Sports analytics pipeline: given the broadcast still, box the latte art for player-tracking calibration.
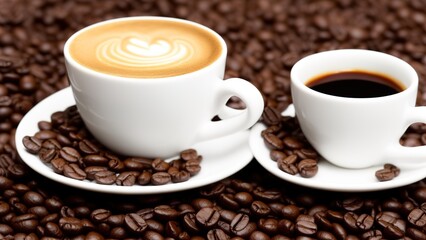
[68,18,222,78]
[97,37,193,68]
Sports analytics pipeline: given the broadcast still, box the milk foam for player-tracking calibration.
[96,37,193,68]
[68,19,222,78]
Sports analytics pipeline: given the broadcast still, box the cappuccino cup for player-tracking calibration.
[291,49,426,169]
[64,16,264,158]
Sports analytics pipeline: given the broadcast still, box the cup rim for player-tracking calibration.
[63,16,227,82]
[290,49,419,102]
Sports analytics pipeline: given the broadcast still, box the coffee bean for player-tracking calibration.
[38,148,58,162]
[93,170,116,185]
[180,149,199,161]
[124,213,147,233]
[115,171,138,186]
[251,200,271,217]
[78,139,99,154]
[277,155,298,175]
[262,107,282,126]
[152,158,169,172]
[22,191,44,206]
[408,208,426,227]
[63,163,86,180]
[51,157,67,173]
[22,136,42,154]
[296,215,317,235]
[184,159,201,176]
[83,155,109,166]
[151,172,171,185]
[59,147,81,163]
[171,170,190,183]
[196,207,220,228]
[183,212,200,232]
[12,213,38,232]
[91,209,111,223]
[154,205,180,220]
[297,159,318,178]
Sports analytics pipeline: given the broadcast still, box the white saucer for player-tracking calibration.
[16,87,253,195]
[250,105,426,192]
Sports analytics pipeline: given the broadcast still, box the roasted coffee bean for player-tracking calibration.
[277,155,298,175]
[115,171,138,186]
[108,158,125,172]
[93,170,116,185]
[34,130,57,140]
[45,222,63,238]
[51,157,67,173]
[196,207,220,228]
[124,157,152,171]
[22,136,42,153]
[262,107,282,126]
[154,205,180,220]
[180,149,199,161]
[151,172,171,185]
[408,208,426,227]
[12,213,38,232]
[270,150,287,162]
[152,158,169,172]
[124,213,147,233]
[251,200,271,217]
[63,163,86,180]
[192,198,214,210]
[78,139,99,154]
[58,217,83,234]
[184,159,201,176]
[171,170,190,183]
[83,155,109,166]
[258,218,278,235]
[297,159,318,178]
[84,166,108,180]
[296,215,317,235]
[38,148,57,162]
[262,132,284,149]
[59,147,81,163]
[207,228,230,240]
[166,220,182,238]
[42,138,62,150]
[22,191,44,206]
[219,193,239,210]
[137,170,152,185]
[143,230,164,240]
[183,212,200,232]
[91,209,111,223]
[234,192,254,206]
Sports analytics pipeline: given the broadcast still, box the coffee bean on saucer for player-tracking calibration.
[375,164,400,181]
[22,136,42,154]
[297,159,318,178]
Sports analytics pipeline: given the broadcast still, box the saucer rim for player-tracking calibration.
[250,121,426,192]
[15,87,253,195]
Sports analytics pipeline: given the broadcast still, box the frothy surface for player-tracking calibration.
[69,19,222,78]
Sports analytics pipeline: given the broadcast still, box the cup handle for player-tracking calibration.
[385,106,426,168]
[196,78,264,142]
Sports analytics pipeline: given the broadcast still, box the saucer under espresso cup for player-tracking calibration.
[64,16,264,159]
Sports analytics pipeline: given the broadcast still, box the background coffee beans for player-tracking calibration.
[1,0,426,239]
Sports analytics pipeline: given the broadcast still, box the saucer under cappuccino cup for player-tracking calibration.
[64,16,264,158]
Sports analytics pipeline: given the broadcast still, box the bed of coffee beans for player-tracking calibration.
[1,0,426,239]
[22,106,202,186]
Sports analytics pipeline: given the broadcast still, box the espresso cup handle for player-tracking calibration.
[385,106,426,168]
[196,78,264,142]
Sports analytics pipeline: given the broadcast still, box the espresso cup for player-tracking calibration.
[64,16,264,158]
[291,49,426,169]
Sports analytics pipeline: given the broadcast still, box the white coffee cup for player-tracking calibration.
[291,49,426,169]
[64,16,264,158]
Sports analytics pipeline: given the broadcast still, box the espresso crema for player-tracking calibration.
[68,18,222,78]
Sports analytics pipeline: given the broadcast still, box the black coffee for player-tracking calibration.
[306,70,405,98]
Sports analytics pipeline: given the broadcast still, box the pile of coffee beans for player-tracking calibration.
[22,106,202,186]
[1,0,426,239]
[261,107,319,178]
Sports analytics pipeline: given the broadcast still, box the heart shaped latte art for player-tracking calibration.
[96,36,194,68]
